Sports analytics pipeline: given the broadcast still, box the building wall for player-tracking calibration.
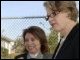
[1,40,14,54]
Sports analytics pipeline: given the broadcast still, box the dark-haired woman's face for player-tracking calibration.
[24,33,41,54]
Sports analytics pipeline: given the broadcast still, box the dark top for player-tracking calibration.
[52,24,79,59]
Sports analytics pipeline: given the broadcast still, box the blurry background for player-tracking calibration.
[1,1,79,59]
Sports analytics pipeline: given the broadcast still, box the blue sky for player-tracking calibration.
[1,1,51,40]
[1,1,47,17]
[1,1,79,40]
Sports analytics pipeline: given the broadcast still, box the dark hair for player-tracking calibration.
[22,26,49,54]
[44,1,78,22]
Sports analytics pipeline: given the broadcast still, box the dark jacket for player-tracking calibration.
[15,53,52,59]
[52,24,79,59]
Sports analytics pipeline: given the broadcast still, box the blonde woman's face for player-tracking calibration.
[24,33,41,54]
[46,8,70,32]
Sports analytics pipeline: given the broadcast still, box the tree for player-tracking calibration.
[13,36,24,55]
[1,35,9,59]
[47,29,58,54]
[1,47,8,59]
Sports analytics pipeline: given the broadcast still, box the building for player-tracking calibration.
[1,35,15,54]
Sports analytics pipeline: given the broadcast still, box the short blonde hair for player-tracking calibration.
[44,1,78,22]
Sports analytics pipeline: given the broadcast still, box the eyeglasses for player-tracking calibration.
[45,11,60,21]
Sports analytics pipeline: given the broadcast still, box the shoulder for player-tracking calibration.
[15,53,27,59]
[71,24,79,43]
[71,23,79,36]
[67,23,79,41]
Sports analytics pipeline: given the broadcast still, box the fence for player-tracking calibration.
[1,16,60,59]
[1,16,60,40]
